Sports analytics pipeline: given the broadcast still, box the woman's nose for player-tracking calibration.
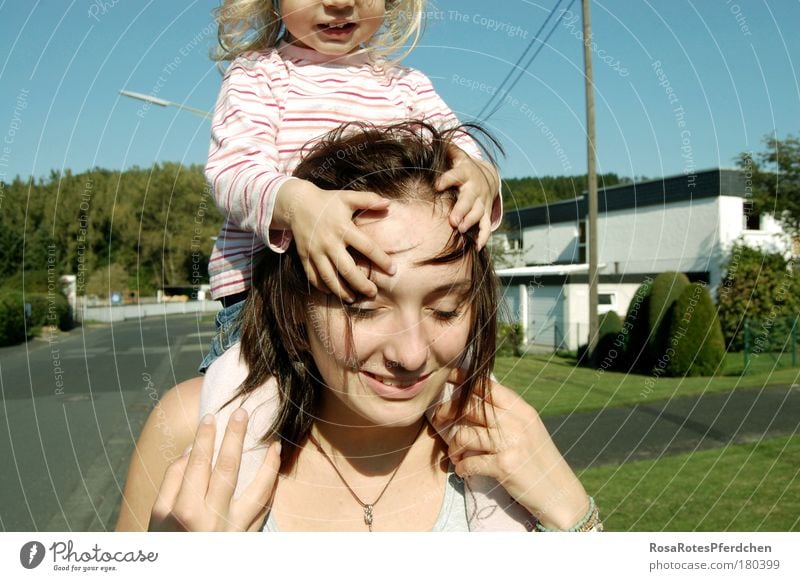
[382,319,429,372]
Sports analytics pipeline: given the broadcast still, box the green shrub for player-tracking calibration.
[717,244,800,351]
[26,294,51,328]
[0,292,27,346]
[496,322,523,357]
[663,283,726,377]
[592,310,623,369]
[649,271,690,356]
[621,280,653,371]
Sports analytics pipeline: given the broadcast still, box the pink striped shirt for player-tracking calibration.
[206,42,500,299]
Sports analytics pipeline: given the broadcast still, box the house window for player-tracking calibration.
[578,220,587,263]
[743,200,761,230]
[599,293,615,306]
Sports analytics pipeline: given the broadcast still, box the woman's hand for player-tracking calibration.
[436,144,500,250]
[432,372,591,530]
[148,409,281,532]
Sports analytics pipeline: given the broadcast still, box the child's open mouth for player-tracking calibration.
[318,22,357,37]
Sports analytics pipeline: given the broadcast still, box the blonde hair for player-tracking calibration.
[212,0,426,63]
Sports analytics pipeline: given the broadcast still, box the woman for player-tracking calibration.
[116,121,599,532]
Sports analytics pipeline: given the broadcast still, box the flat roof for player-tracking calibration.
[504,167,747,230]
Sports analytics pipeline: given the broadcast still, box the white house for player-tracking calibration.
[495,168,795,351]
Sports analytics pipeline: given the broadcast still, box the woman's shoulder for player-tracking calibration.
[200,344,280,432]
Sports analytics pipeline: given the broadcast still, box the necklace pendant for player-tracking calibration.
[364,504,374,530]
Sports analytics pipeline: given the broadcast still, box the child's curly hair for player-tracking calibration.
[213,0,426,63]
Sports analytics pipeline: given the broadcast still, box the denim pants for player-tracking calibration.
[198,299,245,373]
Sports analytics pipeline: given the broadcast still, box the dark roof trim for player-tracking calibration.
[499,271,710,286]
[504,168,746,230]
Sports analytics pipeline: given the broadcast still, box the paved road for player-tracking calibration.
[0,315,214,532]
[1,315,798,531]
[544,383,800,470]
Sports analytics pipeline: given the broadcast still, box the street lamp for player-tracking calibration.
[119,89,212,120]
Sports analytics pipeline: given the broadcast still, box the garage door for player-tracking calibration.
[527,285,565,348]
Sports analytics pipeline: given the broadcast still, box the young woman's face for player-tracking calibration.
[280,0,386,55]
[307,200,474,428]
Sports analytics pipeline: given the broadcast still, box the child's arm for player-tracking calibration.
[410,71,503,249]
[206,56,393,300]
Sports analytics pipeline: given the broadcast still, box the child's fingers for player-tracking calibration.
[333,248,378,298]
[344,191,391,212]
[437,166,467,193]
[458,198,485,233]
[476,213,491,250]
[206,408,249,518]
[302,256,332,296]
[316,255,356,303]
[449,189,477,228]
[345,227,396,277]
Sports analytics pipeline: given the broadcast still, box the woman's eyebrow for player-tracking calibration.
[426,280,473,296]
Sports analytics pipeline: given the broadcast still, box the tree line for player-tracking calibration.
[0,163,222,296]
[1,164,617,297]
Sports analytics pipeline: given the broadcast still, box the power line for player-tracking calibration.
[477,0,577,122]
[475,0,567,121]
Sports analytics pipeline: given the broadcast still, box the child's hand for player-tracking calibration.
[275,180,396,302]
[436,144,500,250]
[432,371,591,531]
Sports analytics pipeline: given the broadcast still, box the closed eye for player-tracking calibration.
[343,305,378,319]
[431,309,461,323]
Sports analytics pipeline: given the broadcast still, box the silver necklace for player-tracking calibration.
[307,422,425,532]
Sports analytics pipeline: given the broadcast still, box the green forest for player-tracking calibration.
[0,163,221,297]
[0,164,623,297]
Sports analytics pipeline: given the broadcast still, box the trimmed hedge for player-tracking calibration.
[621,280,653,371]
[0,292,26,346]
[648,271,690,357]
[663,283,726,376]
[592,310,623,369]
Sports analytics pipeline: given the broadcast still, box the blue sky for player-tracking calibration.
[1,0,798,183]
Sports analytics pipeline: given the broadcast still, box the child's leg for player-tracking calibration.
[198,296,246,373]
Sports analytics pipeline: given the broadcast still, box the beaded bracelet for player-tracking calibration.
[535,496,603,532]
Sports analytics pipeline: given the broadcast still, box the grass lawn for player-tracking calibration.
[493,351,800,417]
[577,434,800,531]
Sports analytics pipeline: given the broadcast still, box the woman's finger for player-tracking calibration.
[177,414,217,508]
[236,440,283,531]
[149,454,190,527]
[205,408,249,519]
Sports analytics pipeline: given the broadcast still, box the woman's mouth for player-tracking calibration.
[360,371,432,399]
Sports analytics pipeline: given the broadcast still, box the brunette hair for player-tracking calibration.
[212,0,426,63]
[236,120,502,458]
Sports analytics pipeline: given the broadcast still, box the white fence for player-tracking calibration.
[79,300,222,323]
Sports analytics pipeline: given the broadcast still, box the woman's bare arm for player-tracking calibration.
[115,377,203,531]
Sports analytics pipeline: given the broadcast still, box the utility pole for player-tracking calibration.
[582,0,599,357]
